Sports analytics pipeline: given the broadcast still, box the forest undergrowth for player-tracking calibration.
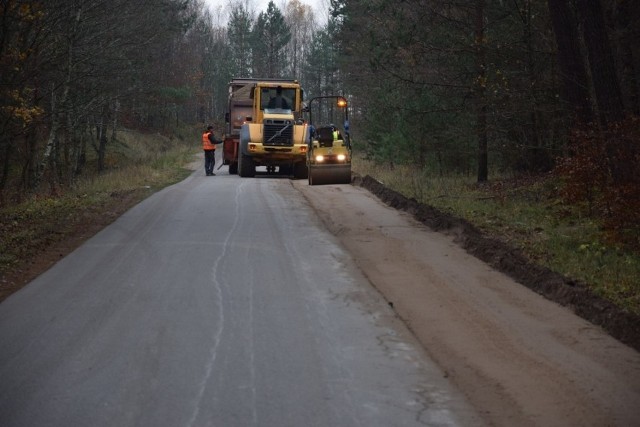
[353,157,640,316]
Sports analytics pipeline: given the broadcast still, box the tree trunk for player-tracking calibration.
[111,98,119,145]
[36,3,82,187]
[0,135,10,204]
[37,84,64,187]
[576,0,625,125]
[612,0,640,115]
[74,127,86,177]
[546,0,594,124]
[524,0,547,171]
[476,0,488,183]
[96,104,109,172]
[617,41,639,115]
[23,127,38,192]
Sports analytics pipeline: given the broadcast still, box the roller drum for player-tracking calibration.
[308,165,352,185]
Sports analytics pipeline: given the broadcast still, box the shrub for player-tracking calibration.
[555,117,640,251]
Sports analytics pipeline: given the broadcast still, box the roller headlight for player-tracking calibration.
[315,155,324,162]
[337,154,346,161]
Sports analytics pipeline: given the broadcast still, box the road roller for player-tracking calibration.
[305,96,352,185]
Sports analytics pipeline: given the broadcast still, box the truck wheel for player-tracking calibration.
[238,152,255,177]
[229,162,238,175]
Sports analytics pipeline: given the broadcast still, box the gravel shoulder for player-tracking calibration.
[294,178,640,427]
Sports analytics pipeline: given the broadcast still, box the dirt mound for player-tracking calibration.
[355,174,640,352]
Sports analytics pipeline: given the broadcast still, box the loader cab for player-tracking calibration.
[252,83,302,124]
[260,86,298,112]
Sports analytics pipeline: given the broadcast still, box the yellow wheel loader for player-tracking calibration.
[306,96,352,185]
[223,78,309,179]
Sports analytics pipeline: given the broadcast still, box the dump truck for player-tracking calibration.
[305,95,352,185]
[223,78,308,178]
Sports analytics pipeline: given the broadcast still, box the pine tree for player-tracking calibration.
[228,3,254,77]
[252,1,291,78]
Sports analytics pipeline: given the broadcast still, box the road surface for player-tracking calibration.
[0,165,482,426]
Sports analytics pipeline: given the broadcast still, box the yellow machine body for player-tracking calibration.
[307,127,352,185]
[229,78,309,178]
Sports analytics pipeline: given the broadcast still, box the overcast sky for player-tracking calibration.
[202,0,330,23]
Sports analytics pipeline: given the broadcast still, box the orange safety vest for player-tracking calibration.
[202,131,216,151]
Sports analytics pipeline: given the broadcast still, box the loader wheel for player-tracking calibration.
[292,161,308,180]
[279,164,292,175]
[238,152,255,177]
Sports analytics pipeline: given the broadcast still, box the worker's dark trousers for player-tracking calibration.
[204,150,215,175]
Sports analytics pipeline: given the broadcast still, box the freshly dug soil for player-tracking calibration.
[296,176,640,426]
[355,174,640,353]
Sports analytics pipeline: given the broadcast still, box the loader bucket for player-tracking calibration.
[308,164,352,185]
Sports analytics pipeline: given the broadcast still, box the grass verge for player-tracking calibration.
[0,128,198,301]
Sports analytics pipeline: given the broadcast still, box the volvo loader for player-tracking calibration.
[223,78,308,178]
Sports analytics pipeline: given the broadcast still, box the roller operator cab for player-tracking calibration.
[225,78,309,179]
[306,96,352,185]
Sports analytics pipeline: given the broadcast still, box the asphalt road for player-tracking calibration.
[0,166,482,426]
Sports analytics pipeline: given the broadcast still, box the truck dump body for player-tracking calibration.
[223,82,256,174]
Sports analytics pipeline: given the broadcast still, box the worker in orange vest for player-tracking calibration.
[202,125,222,176]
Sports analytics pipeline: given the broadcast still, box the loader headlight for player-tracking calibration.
[337,154,346,161]
[315,155,325,162]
